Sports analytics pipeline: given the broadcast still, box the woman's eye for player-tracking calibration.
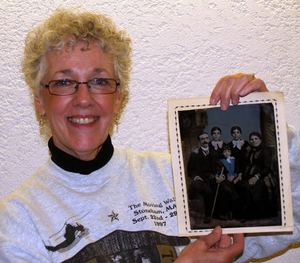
[93,79,108,85]
[54,80,72,86]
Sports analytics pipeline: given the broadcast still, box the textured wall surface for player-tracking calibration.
[0,0,299,262]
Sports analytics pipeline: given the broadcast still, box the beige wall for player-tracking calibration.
[0,0,299,261]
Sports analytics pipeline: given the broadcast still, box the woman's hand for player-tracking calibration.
[176,226,244,263]
[248,176,259,185]
[227,176,235,182]
[210,73,268,111]
[233,174,242,184]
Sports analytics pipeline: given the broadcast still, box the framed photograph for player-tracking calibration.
[168,92,293,235]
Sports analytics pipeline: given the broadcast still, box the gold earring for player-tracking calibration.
[38,119,44,127]
[37,111,45,127]
[115,114,120,132]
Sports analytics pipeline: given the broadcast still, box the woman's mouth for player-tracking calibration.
[68,117,98,124]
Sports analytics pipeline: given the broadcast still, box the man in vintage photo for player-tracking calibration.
[187,132,219,223]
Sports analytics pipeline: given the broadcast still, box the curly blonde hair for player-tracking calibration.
[22,8,132,109]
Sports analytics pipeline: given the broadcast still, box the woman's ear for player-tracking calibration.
[34,95,46,116]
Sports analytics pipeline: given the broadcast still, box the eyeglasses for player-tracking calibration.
[42,78,120,96]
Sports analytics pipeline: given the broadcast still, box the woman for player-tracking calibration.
[228,126,250,173]
[1,7,296,263]
[242,132,277,219]
[209,126,224,158]
[0,8,244,263]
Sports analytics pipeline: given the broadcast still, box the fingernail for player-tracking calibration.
[221,103,226,110]
[213,226,222,233]
[210,98,216,105]
[239,90,246,96]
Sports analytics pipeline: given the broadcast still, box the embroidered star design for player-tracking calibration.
[108,211,119,222]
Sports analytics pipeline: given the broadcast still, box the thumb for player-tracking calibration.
[201,226,222,248]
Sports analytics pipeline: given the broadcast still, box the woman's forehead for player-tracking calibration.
[47,42,111,62]
[45,42,115,78]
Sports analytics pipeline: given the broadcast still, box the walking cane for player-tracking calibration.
[210,167,224,221]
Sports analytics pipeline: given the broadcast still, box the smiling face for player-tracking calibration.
[35,41,122,160]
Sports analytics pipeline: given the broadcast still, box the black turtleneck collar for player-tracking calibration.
[48,135,114,175]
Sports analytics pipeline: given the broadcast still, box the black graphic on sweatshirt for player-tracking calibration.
[45,212,89,253]
[45,223,87,252]
[62,230,190,263]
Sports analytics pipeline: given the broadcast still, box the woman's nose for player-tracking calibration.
[72,83,95,107]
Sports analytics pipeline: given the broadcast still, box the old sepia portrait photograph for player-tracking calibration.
[168,92,293,236]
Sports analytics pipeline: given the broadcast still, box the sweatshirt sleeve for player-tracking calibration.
[0,196,52,262]
[234,125,300,262]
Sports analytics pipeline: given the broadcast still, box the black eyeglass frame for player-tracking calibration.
[42,78,120,96]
